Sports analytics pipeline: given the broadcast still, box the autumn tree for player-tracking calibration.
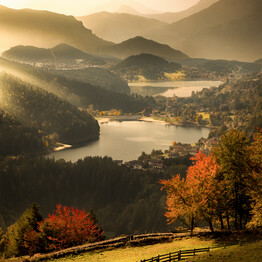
[161,152,221,234]
[39,204,103,251]
[186,152,221,232]
[161,174,198,236]
[212,129,252,229]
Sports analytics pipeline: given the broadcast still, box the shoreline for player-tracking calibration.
[138,117,170,125]
[53,143,72,152]
[96,115,216,129]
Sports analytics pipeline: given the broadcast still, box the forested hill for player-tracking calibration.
[112,53,182,81]
[0,73,99,145]
[0,58,155,112]
[100,36,189,60]
[2,44,105,65]
[52,67,130,95]
[0,110,46,156]
[0,156,174,236]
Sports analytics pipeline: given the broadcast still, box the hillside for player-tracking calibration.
[146,0,262,61]
[0,72,99,144]
[145,0,219,23]
[99,36,189,60]
[0,58,154,112]
[0,109,46,156]
[2,44,106,66]
[53,67,130,94]
[255,59,262,65]
[112,53,181,81]
[77,12,166,43]
[0,5,112,54]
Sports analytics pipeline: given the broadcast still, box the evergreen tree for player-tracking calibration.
[4,204,42,257]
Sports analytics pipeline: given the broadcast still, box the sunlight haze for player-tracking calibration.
[0,0,199,15]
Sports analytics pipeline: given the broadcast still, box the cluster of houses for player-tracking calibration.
[114,137,219,173]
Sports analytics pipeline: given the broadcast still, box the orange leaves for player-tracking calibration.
[160,151,221,230]
[42,204,103,250]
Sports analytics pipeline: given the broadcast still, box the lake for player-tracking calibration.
[129,80,223,97]
[48,121,211,162]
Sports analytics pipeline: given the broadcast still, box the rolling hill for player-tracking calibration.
[99,36,189,60]
[0,5,112,54]
[77,12,167,43]
[2,44,106,66]
[146,0,262,61]
[111,53,182,81]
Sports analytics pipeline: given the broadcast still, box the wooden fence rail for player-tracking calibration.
[140,247,210,262]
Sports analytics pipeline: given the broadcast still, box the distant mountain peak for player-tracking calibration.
[116,4,140,15]
[90,0,158,15]
[100,36,189,60]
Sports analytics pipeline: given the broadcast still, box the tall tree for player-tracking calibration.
[247,129,262,228]
[160,174,198,236]
[212,129,251,229]
[161,152,221,234]
[186,152,221,232]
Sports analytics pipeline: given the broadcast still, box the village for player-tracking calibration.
[114,136,219,173]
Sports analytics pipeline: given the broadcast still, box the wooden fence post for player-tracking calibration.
[157,254,160,262]
[194,248,195,256]
[169,252,171,261]
[178,250,181,260]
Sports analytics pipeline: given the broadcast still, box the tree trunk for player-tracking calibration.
[190,216,194,237]
[208,220,214,233]
[226,210,230,230]
[219,213,224,230]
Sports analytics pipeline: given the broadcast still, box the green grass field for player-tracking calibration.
[189,240,262,262]
[45,238,217,262]
[44,233,262,262]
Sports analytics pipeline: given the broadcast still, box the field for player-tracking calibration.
[189,240,262,262]
[45,237,215,262]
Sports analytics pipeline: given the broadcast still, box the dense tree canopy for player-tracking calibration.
[161,129,262,233]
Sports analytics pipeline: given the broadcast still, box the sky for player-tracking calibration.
[0,0,199,16]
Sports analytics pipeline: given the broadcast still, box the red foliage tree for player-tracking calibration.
[161,151,221,234]
[40,204,103,250]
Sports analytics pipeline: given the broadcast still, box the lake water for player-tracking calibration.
[48,121,210,162]
[129,80,223,97]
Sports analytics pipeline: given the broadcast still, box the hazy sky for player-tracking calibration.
[0,0,199,16]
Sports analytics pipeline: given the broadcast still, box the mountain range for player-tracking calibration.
[0,5,111,54]
[1,0,261,63]
[146,0,262,61]
[77,12,167,43]
[144,0,219,23]
[77,0,217,43]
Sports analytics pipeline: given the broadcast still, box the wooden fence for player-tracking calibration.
[139,247,211,262]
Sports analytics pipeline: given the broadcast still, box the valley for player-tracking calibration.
[0,0,262,260]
